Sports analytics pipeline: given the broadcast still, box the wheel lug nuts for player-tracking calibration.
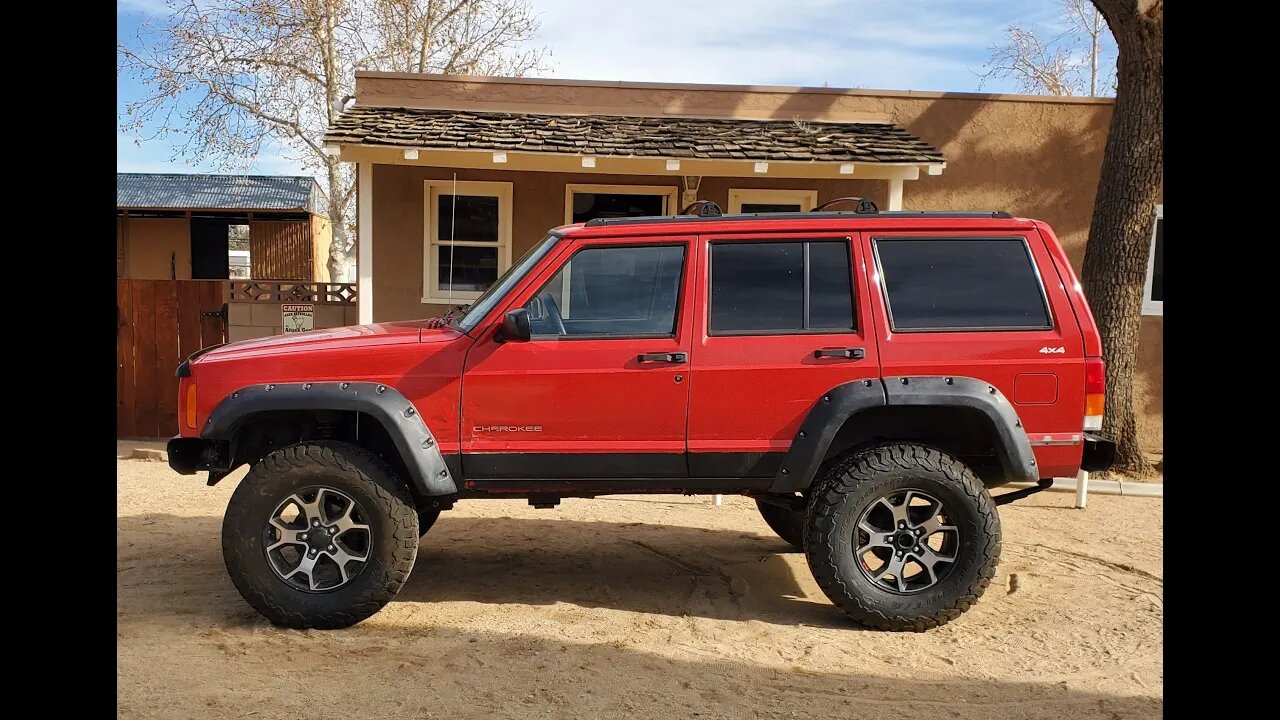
[300,533,308,540]
[915,546,923,553]
[327,545,335,551]
[914,529,923,535]
[312,520,319,526]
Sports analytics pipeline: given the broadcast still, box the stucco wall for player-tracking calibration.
[227,301,357,342]
[123,217,191,280]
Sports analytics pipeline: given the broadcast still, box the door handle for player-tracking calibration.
[637,352,688,363]
[813,347,866,359]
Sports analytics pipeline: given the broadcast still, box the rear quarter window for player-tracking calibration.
[874,237,1051,331]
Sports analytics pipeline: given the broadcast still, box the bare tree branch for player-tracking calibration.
[976,0,1117,97]
[118,0,549,278]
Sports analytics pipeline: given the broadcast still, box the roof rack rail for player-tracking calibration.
[680,200,723,217]
[812,196,878,213]
[583,209,1014,227]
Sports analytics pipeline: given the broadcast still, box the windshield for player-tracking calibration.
[453,233,562,333]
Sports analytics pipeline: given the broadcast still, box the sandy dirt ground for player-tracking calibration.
[117,448,1162,719]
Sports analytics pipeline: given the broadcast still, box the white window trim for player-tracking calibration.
[1142,204,1163,316]
[563,184,679,224]
[422,180,513,304]
[727,188,819,213]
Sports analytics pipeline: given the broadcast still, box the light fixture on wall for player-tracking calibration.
[666,159,681,171]
[403,149,420,161]
[753,162,769,174]
[492,151,508,164]
[839,163,855,175]
[322,144,341,157]
[581,156,597,168]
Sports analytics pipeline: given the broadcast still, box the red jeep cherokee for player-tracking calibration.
[168,205,1114,632]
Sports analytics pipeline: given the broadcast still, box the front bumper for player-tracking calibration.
[167,437,214,475]
[1080,432,1116,472]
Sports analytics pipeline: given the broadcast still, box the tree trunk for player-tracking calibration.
[1080,1,1162,478]
[325,156,349,281]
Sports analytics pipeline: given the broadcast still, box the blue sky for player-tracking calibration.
[117,0,1098,178]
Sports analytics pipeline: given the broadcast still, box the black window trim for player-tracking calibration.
[525,240,690,342]
[706,236,859,337]
[871,235,1056,334]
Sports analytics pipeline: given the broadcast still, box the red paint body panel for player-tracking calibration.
[178,213,1103,484]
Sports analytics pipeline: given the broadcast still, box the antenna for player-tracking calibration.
[447,172,457,305]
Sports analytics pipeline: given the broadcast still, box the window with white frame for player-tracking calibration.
[1142,204,1163,316]
[727,188,818,214]
[565,184,678,224]
[423,180,512,303]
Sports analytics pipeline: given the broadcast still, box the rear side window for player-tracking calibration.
[875,238,1051,331]
[710,240,855,334]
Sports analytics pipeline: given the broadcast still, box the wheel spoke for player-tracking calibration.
[292,493,326,526]
[891,493,912,527]
[855,524,894,554]
[912,545,956,586]
[871,552,908,588]
[917,514,958,538]
[284,553,320,591]
[267,519,303,550]
[332,501,370,535]
[329,547,368,584]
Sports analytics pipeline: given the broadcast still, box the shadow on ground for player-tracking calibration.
[119,512,846,628]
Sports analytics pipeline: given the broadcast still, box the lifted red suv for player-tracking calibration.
[169,206,1114,631]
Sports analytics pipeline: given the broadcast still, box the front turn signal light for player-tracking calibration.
[185,384,198,429]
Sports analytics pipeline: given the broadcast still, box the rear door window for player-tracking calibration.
[874,237,1051,331]
[709,240,855,334]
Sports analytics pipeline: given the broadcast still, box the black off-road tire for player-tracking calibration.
[804,443,1001,632]
[222,442,419,629]
[755,498,805,550]
[417,509,440,537]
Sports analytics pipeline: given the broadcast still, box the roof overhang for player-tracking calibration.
[330,142,943,180]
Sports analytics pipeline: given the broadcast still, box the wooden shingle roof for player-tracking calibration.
[325,107,944,164]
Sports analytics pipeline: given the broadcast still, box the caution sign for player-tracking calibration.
[282,303,314,333]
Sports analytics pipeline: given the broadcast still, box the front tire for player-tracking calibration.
[804,443,1001,631]
[222,442,419,629]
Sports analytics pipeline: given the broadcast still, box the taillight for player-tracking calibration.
[1084,358,1105,431]
[184,383,198,429]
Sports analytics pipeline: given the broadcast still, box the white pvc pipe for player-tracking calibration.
[1075,469,1089,509]
[712,494,723,506]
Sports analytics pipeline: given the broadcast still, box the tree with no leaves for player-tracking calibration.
[119,0,547,279]
[1079,0,1162,477]
[979,0,1116,96]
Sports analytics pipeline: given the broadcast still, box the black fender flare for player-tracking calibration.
[770,375,1037,492]
[202,381,457,497]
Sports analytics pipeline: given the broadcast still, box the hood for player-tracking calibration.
[202,320,432,362]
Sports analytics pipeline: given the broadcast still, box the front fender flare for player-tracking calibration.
[202,381,457,497]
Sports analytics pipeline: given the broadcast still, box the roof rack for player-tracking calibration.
[583,209,1014,227]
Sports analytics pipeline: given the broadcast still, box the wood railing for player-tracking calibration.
[230,281,357,305]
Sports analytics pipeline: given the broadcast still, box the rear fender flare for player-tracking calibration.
[769,376,1036,492]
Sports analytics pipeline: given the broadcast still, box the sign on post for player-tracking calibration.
[282,303,314,333]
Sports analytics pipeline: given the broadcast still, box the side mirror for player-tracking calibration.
[499,308,531,342]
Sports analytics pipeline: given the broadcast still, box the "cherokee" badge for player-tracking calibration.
[473,425,543,432]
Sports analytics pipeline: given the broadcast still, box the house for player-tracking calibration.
[116,173,333,282]
[321,72,1162,455]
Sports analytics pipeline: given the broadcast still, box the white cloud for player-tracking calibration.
[526,0,1019,91]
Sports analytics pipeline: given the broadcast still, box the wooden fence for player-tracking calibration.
[117,280,226,438]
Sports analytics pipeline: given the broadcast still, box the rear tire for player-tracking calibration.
[804,443,1001,631]
[755,498,805,550]
[222,441,419,629]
